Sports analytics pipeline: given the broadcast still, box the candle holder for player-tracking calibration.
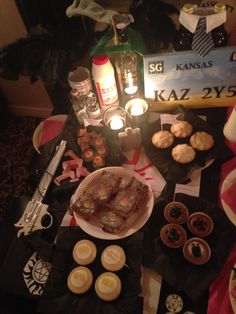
[125,98,149,127]
[103,106,126,136]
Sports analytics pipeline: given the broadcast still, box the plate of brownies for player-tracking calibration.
[70,167,154,239]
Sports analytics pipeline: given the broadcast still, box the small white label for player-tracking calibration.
[160,114,179,126]
[96,81,119,107]
[175,184,200,197]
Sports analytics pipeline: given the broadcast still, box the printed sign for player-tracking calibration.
[143,46,236,110]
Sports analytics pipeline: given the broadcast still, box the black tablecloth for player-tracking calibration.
[0,107,235,314]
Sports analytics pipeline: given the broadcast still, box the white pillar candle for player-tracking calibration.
[130,99,146,116]
[109,116,124,130]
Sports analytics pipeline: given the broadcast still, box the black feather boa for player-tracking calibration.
[130,0,179,53]
[0,26,93,88]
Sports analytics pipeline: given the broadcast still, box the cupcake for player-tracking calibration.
[172,144,196,164]
[101,245,126,271]
[187,212,213,237]
[164,201,189,224]
[152,130,174,149]
[67,266,93,294]
[190,131,214,151]
[95,272,121,301]
[170,121,193,138]
[73,239,97,265]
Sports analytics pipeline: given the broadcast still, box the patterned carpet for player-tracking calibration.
[0,115,41,221]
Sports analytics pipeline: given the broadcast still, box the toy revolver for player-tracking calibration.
[15,140,67,237]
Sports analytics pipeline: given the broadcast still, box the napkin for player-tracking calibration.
[221,181,236,214]
[219,156,236,207]
[207,243,236,314]
[38,227,144,314]
[39,119,65,146]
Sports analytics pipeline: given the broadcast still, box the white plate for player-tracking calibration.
[221,169,236,226]
[229,263,236,314]
[71,166,154,240]
[32,115,67,154]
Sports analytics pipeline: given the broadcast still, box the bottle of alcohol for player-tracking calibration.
[90,14,146,106]
[211,3,228,47]
[173,3,195,51]
[114,21,139,104]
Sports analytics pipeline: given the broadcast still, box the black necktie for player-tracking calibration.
[191,17,214,57]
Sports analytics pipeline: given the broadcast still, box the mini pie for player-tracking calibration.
[187,212,213,237]
[164,201,189,224]
[67,266,93,294]
[172,144,196,164]
[73,239,97,265]
[183,237,211,265]
[101,245,126,271]
[152,130,174,149]
[95,272,121,301]
[170,121,193,138]
[160,223,187,248]
[190,131,214,151]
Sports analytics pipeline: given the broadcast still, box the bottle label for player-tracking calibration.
[95,81,119,107]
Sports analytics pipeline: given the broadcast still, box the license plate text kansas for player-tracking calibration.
[144,47,236,108]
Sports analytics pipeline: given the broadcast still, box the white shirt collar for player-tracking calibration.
[179,9,227,34]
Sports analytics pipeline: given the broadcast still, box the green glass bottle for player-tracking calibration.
[90,14,146,106]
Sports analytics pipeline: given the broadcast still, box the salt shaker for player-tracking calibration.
[85,92,101,119]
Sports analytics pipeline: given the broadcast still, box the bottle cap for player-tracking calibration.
[182,3,195,14]
[92,54,108,65]
[214,3,226,13]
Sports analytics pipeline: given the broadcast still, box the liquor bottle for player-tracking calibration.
[211,3,228,47]
[114,21,139,103]
[90,14,146,106]
[173,3,194,51]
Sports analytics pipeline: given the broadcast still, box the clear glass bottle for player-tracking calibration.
[211,3,228,47]
[173,3,194,51]
[114,22,139,104]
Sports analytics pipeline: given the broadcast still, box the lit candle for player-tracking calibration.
[109,116,124,130]
[130,99,145,116]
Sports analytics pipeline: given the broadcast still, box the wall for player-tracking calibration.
[0,0,53,118]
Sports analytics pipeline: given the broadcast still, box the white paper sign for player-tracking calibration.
[175,183,200,197]
[160,114,179,126]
